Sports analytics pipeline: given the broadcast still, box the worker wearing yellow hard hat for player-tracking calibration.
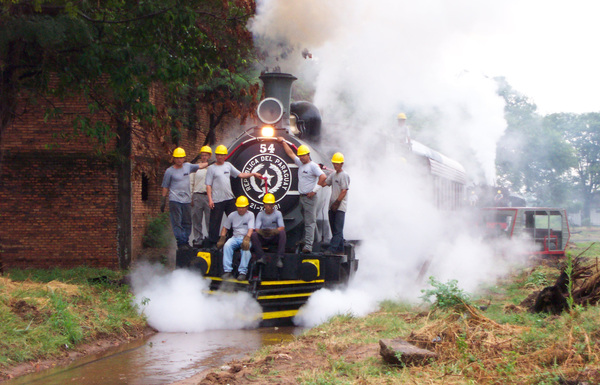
[218,195,255,281]
[190,146,214,247]
[322,152,350,254]
[206,144,263,246]
[251,193,287,267]
[276,136,326,253]
[397,112,407,129]
[162,147,210,250]
[494,189,504,206]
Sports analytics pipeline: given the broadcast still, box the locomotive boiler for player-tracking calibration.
[176,72,359,325]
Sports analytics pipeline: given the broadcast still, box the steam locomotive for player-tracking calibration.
[176,72,359,325]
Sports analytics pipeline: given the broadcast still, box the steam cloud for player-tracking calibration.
[131,262,262,332]
[131,0,533,331]
[250,0,529,327]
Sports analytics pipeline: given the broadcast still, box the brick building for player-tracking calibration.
[0,87,232,270]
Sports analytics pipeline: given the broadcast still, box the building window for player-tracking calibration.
[141,173,149,201]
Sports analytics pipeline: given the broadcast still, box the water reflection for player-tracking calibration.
[6,327,302,385]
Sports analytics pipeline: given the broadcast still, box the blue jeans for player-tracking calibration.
[169,201,192,247]
[328,210,345,252]
[223,236,252,275]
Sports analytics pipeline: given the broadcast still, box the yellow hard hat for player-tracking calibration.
[331,152,344,163]
[200,145,212,154]
[263,193,276,204]
[173,147,186,157]
[215,145,228,155]
[235,195,249,207]
[297,144,310,156]
[397,113,407,120]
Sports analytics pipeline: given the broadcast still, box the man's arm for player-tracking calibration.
[277,137,296,160]
[160,187,169,212]
[238,172,262,179]
[317,173,327,187]
[307,173,327,198]
[220,226,228,237]
[330,188,348,212]
[206,185,214,209]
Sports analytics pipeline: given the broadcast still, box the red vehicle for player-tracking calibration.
[478,207,570,257]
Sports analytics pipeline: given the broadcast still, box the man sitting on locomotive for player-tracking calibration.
[251,193,286,268]
[321,152,350,255]
[217,195,255,281]
[277,137,326,253]
[206,145,262,246]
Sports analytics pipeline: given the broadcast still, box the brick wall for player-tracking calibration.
[1,82,246,270]
[0,152,119,268]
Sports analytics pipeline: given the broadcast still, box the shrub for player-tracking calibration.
[420,276,471,309]
[143,213,171,248]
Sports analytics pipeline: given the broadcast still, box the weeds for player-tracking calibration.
[143,213,171,248]
[420,276,471,309]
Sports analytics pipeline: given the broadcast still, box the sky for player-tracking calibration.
[458,1,600,114]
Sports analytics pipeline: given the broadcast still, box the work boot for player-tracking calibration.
[301,248,311,254]
[256,257,267,265]
[222,272,233,280]
[276,255,283,268]
[237,274,247,281]
[179,243,191,251]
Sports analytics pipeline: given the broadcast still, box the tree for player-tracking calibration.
[0,0,258,155]
[545,113,600,222]
[495,77,576,207]
[0,0,258,268]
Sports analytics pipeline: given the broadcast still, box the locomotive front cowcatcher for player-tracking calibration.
[176,72,359,325]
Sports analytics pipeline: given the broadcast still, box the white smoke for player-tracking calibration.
[250,0,532,327]
[131,262,262,332]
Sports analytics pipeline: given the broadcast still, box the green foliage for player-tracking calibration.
[48,293,83,345]
[1,267,145,368]
[565,253,575,312]
[143,213,171,248]
[545,112,600,220]
[420,276,471,309]
[7,266,123,284]
[1,0,258,151]
[525,268,550,289]
[495,77,577,207]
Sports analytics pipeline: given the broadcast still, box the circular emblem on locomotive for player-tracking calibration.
[241,154,291,205]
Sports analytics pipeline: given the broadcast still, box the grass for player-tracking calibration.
[230,229,600,385]
[0,267,146,371]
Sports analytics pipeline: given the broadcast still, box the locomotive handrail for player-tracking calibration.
[225,136,298,161]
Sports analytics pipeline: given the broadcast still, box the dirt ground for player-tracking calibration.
[170,335,381,385]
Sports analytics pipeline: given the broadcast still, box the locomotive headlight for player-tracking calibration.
[261,125,275,137]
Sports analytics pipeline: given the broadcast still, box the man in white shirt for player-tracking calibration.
[251,193,286,267]
[217,195,255,281]
[277,137,326,253]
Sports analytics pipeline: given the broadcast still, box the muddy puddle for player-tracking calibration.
[6,327,303,385]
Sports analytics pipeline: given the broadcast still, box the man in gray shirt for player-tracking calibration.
[217,195,255,281]
[251,193,286,267]
[190,145,212,247]
[161,147,208,250]
[206,144,262,246]
[322,152,350,254]
[277,137,326,253]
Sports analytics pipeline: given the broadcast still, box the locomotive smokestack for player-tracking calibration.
[259,72,297,127]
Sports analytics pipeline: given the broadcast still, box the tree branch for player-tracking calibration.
[77,6,176,24]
